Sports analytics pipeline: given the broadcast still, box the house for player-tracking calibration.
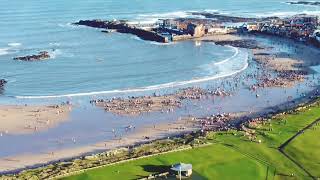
[161,19,179,29]
[246,22,259,32]
[206,25,236,35]
[171,163,193,178]
[187,23,205,37]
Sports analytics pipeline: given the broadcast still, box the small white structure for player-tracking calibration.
[206,26,236,35]
[171,163,192,179]
[313,30,320,42]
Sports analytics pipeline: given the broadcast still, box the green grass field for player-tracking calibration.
[65,144,269,180]
[64,105,320,180]
[284,123,320,177]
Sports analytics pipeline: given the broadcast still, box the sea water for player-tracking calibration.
[1,0,320,100]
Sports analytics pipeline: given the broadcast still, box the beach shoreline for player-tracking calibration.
[0,104,72,135]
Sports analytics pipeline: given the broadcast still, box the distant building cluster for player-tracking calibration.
[153,19,236,42]
[242,15,320,43]
[77,14,320,44]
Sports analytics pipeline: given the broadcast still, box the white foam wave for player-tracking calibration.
[214,46,239,65]
[58,23,76,29]
[149,41,176,46]
[0,48,9,56]
[49,42,61,46]
[15,50,249,99]
[130,10,207,25]
[138,11,190,19]
[8,43,22,47]
[131,36,176,45]
[0,43,22,56]
[49,49,62,59]
[253,10,320,17]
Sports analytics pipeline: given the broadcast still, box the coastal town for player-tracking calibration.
[2,6,320,180]
[75,13,320,45]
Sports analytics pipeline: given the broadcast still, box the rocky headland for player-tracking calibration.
[74,20,168,43]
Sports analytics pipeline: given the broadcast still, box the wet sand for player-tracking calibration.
[0,104,72,135]
[0,116,199,172]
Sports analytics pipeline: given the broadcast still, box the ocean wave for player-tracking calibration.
[131,36,176,45]
[8,43,22,47]
[49,42,61,46]
[214,46,239,65]
[253,10,320,17]
[15,50,249,99]
[48,49,62,59]
[57,23,76,29]
[149,41,177,46]
[0,48,9,56]
[0,43,22,56]
[130,10,207,24]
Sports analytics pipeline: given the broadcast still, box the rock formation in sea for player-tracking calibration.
[13,51,50,61]
[286,1,320,6]
[0,79,7,87]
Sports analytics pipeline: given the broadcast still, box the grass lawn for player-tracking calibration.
[64,144,268,180]
[63,104,320,180]
[284,123,320,177]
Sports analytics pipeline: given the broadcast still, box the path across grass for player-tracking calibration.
[283,121,320,178]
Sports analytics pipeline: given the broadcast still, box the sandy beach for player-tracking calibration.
[0,104,71,135]
[0,116,199,172]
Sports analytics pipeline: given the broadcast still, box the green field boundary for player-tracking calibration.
[278,118,320,180]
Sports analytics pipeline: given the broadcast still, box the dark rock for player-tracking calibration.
[286,1,320,6]
[0,79,7,87]
[75,20,169,43]
[13,51,50,61]
[204,39,263,49]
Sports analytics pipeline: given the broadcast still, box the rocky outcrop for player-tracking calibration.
[211,39,263,49]
[0,79,7,87]
[13,51,50,61]
[75,20,169,43]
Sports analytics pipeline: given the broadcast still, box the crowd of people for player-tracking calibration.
[90,87,231,115]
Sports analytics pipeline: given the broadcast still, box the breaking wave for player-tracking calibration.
[252,10,320,17]
[128,10,217,24]
[0,48,10,56]
[214,46,239,65]
[0,43,22,56]
[8,43,22,47]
